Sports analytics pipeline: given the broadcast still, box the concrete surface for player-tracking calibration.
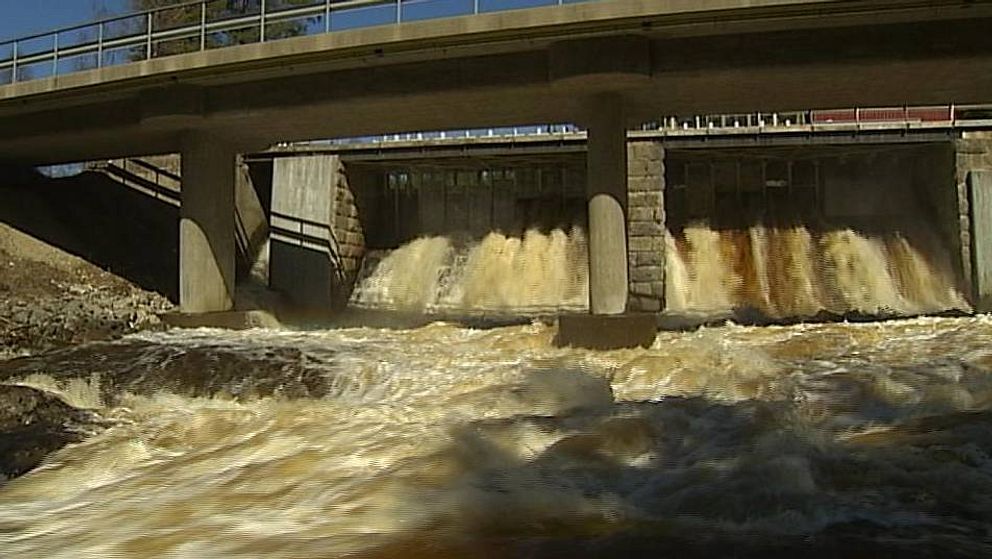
[970,170,992,312]
[586,94,629,315]
[269,155,340,308]
[180,133,237,313]
[555,313,657,349]
[1,0,991,165]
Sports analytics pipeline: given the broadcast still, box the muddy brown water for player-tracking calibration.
[1,316,991,557]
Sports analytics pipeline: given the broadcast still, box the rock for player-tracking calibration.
[0,385,103,481]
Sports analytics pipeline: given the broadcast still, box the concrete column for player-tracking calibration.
[969,170,992,312]
[586,94,629,314]
[180,133,237,313]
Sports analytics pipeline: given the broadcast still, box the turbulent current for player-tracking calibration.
[350,228,590,314]
[3,317,992,557]
[666,223,969,317]
[348,223,968,319]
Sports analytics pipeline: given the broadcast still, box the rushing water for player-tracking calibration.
[350,228,589,314]
[2,317,992,557]
[349,222,968,320]
[666,223,969,318]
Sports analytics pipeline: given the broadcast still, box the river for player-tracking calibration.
[2,314,992,557]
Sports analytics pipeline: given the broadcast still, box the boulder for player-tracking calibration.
[0,384,102,481]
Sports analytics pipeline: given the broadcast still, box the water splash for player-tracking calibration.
[350,227,589,314]
[666,222,969,318]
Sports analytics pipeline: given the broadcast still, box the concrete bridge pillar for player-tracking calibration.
[556,93,656,350]
[179,132,236,313]
[586,93,629,315]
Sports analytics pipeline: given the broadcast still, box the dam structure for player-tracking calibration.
[239,107,991,323]
[3,0,992,345]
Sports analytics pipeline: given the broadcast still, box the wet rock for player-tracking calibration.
[0,341,335,403]
[0,384,102,481]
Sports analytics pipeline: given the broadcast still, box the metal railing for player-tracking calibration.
[307,104,992,147]
[0,0,582,85]
[648,104,992,131]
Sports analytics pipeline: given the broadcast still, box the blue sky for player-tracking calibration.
[0,0,576,43]
[0,1,129,42]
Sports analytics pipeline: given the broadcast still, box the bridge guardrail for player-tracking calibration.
[307,104,992,147]
[0,0,587,86]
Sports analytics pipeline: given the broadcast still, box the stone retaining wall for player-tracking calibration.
[331,161,366,305]
[626,140,666,312]
[957,132,992,306]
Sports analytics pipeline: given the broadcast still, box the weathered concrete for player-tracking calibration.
[555,313,657,350]
[2,1,992,165]
[235,160,270,280]
[270,155,339,307]
[269,155,365,309]
[969,170,992,312]
[585,94,629,315]
[180,133,236,313]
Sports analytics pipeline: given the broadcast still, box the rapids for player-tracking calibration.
[2,317,992,557]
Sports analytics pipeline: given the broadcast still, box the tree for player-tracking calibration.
[129,0,318,58]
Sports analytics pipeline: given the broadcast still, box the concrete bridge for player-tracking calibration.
[2,0,992,345]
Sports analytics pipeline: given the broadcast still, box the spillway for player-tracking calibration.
[348,221,968,320]
[666,222,970,318]
[350,227,590,315]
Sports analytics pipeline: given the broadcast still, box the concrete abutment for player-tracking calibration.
[269,154,365,312]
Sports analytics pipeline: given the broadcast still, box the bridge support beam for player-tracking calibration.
[557,94,657,350]
[586,93,629,315]
[180,133,236,313]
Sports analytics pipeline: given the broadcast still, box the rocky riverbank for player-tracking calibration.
[0,223,172,481]
[0,223,172,359]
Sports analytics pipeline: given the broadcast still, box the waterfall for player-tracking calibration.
[349,227,589,314]
[665,222,970,318]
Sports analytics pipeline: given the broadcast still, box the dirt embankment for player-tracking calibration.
[0,223,172,358]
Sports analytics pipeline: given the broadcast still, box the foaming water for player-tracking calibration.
[350,227,589,314]
[667,222,969,318]
[2,318,992,557]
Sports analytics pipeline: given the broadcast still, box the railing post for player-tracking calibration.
[474,0,479,14]
[53,32,59,77]
[260,0,267,42]
[11,41,17,83]
[325,0,331,32]
[97,23,103,68]
[146,12,153,60]
[397,0,402,23]
[200,2,207,50]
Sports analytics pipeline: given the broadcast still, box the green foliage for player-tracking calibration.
[128,0,318,58]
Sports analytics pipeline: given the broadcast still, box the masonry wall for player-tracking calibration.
[626,140,666,312]
[956,132,992,300]
[332,161,366,305]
